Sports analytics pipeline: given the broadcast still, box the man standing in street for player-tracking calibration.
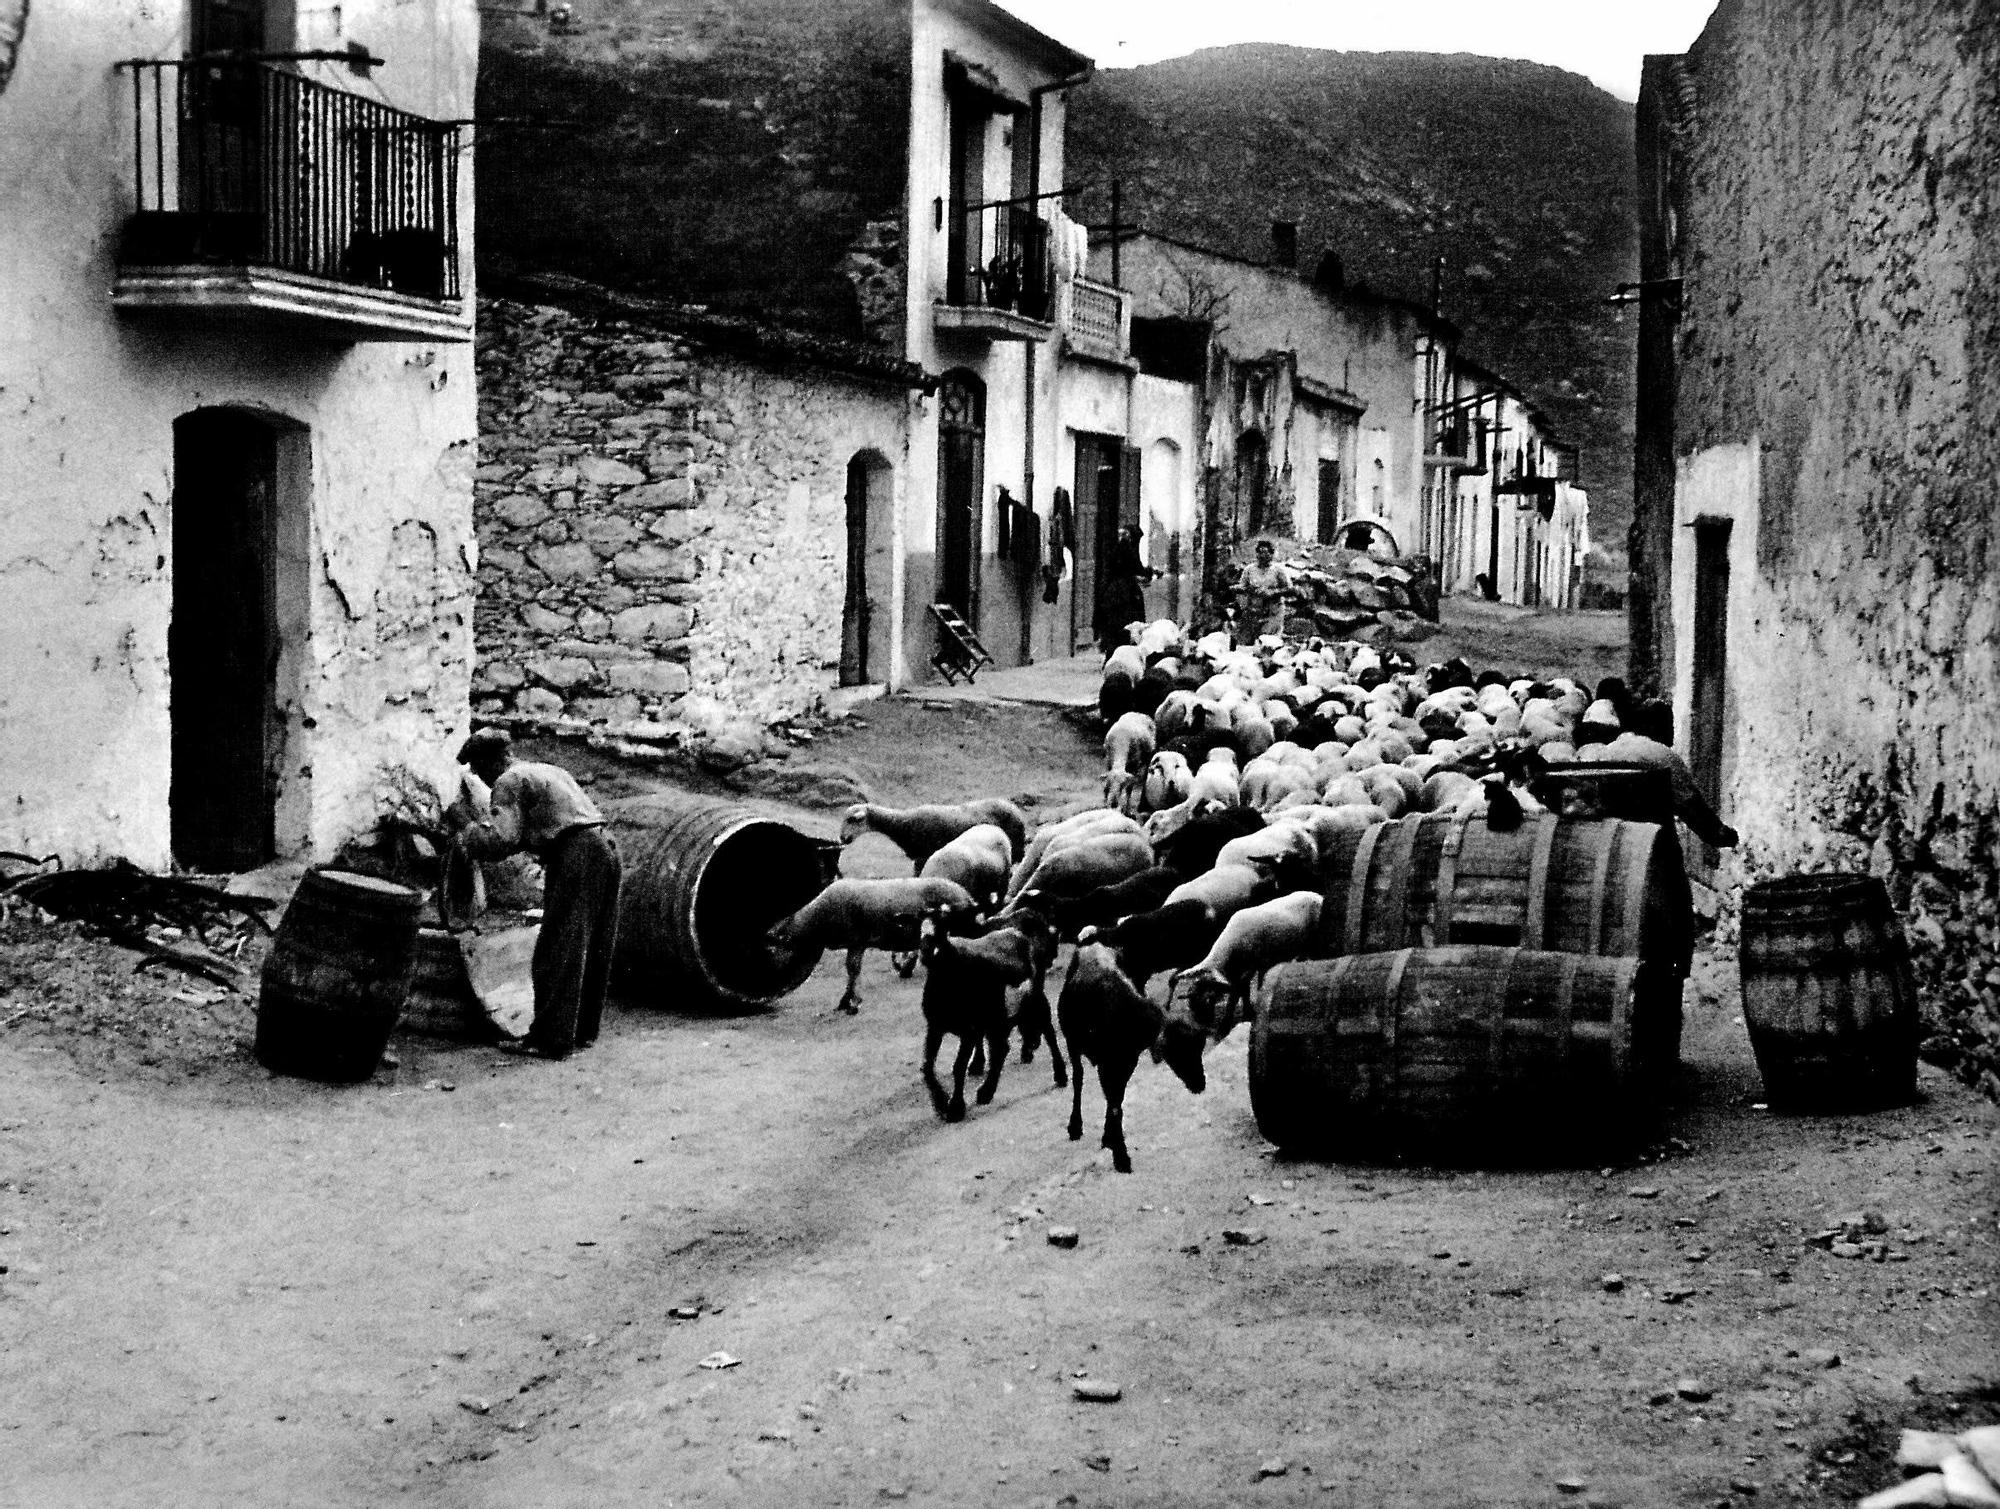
[452,729,622,1058]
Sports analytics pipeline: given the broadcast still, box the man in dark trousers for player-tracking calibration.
[453,729,622,1058]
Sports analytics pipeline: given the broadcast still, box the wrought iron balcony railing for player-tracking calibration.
[945,199,1053,323]
[116,56,463,302]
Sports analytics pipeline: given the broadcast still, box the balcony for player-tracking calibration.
[112,57,469,343]
[1424,417,1486,475]
[1061,276,1133,367]
[935,199,1054,342]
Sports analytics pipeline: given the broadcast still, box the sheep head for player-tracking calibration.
[837,804,873,845]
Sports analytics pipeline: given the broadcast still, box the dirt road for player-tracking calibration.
[2,678,1995,1509]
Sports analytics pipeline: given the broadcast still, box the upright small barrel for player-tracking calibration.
[1315,811,1695,980]
[610,795,834,1009]
[256,869,422,1082]
[1249,946,1670,1162]
[1738,873,1919,1111]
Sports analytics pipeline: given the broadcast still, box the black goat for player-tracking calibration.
[1056,944,1165,1174]
[917,908,1065,1122]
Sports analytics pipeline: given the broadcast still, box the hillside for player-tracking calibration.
[1066,45,1637,564]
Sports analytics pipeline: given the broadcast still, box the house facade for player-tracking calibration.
[1430,362,1591,610]
[1633,0,1999,1086]
[0,0,479,871]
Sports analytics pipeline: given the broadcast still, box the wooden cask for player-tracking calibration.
[1249,947,1670,1162]
[255,869,421,1083]
[1315,811,1695,981]
[1739,873,1918,1111]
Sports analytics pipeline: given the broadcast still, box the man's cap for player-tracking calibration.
[457,727,513,765]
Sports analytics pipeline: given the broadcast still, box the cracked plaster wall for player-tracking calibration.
[1671,0,2000,1091]
[0,1,479,868]
[472,297,911,745]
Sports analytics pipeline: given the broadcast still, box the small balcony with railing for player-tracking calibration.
[112,56,469,343]
[935,197,1054,341]
[1425,414,1487,475]
[1060,275,1132,367]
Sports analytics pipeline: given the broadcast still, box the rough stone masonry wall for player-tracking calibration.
[1675,0,2000,1093]
[472,297,909,760]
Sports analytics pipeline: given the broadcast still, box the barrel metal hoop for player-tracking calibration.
[1346,820,1390,956]
[1380,816,1424,950]
[1379,947,1411,1107]
[1523,814,1559,950]
[1431,811,1470,946]
[1584,822,1618,955]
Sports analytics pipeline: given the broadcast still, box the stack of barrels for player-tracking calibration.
[1250,807,1694,1163]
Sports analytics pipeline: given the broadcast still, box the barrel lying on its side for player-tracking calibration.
[1739,873,1919,1112]
[1249,946,1673,1162]
[610,795,834,1010]
[256,869,422,1083]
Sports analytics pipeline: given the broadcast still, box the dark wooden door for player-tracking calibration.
[840,454,871,686]
[171,409,278,872]
[937,374,984,620]
[1690,520,1732,812]
[1071,437,1114,651]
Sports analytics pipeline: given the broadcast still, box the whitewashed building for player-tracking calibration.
[0,0,479,870]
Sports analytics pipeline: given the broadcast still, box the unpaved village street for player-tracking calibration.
[2,617,1996,1509]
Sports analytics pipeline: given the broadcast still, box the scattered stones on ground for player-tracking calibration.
[1555,1475,1589,1494]
[1072,1380,1122,1403]
[1222,1228,1267,1247]
[1257,1457,1289,1479]
[697,1351,741,1370]
[1629,1186,1662,1200]
[1046,1226,1079,1249]
[1601,1273,1626,1292]
[1675,1379,1714,1403]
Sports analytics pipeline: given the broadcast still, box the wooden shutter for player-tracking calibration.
[1119,443,1142,532]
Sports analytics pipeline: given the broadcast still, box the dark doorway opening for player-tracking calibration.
[1316,456,1342,544]
[936,372,985,623]
[171,408,282,872]
[1070,434,1140,653]
[1236,429,1269,537]
[1689,518,1732,861]
[841,450,891,687]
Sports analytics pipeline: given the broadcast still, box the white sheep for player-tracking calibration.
[918,823,1013,911]
[1102,711,1157,815]
[1155,891,1325,1092]
[765,877,979,1015]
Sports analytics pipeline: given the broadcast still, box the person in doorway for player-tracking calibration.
[1094,524,1156,653]
[1235,537,1294,639]
[451,729,623,1058]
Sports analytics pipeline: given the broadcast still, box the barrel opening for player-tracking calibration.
[690,821,831,999]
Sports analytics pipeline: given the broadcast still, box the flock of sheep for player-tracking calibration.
[760,618,1649,1173]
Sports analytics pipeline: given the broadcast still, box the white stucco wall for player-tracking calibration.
[0,1,479,867]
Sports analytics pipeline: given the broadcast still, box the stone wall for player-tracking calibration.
[474,296,911,759]
[1660,0,2000,1093]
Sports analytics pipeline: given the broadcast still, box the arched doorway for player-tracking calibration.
[1236,429,1269,537]
[935,371,985,621]
[841,449,894,686]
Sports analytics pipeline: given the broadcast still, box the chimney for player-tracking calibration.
[1269,219,1299,269]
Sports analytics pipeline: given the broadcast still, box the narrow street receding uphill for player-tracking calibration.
[0,607,1994,1509]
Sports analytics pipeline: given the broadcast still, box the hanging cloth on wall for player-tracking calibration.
[1042,486,1074,603]
[1012,502,1042,575]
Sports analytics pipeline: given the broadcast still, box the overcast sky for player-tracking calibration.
[995,0,1724,101]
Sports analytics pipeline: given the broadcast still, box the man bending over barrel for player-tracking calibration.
[452,729,622,1058]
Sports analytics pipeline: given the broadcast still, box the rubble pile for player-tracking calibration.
[1218,541,1442,645]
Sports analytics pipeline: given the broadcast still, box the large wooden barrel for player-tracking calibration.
[256,869,422,1082]
[1316,811,1695,980]
[1738,873,1919,1111]
[610,796,834,1009]
[1249,947,1671,1161]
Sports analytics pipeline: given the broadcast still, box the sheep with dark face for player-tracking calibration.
[1157,891,1323,1093]
[839,800,1030,869]
[764,877,978,1015]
